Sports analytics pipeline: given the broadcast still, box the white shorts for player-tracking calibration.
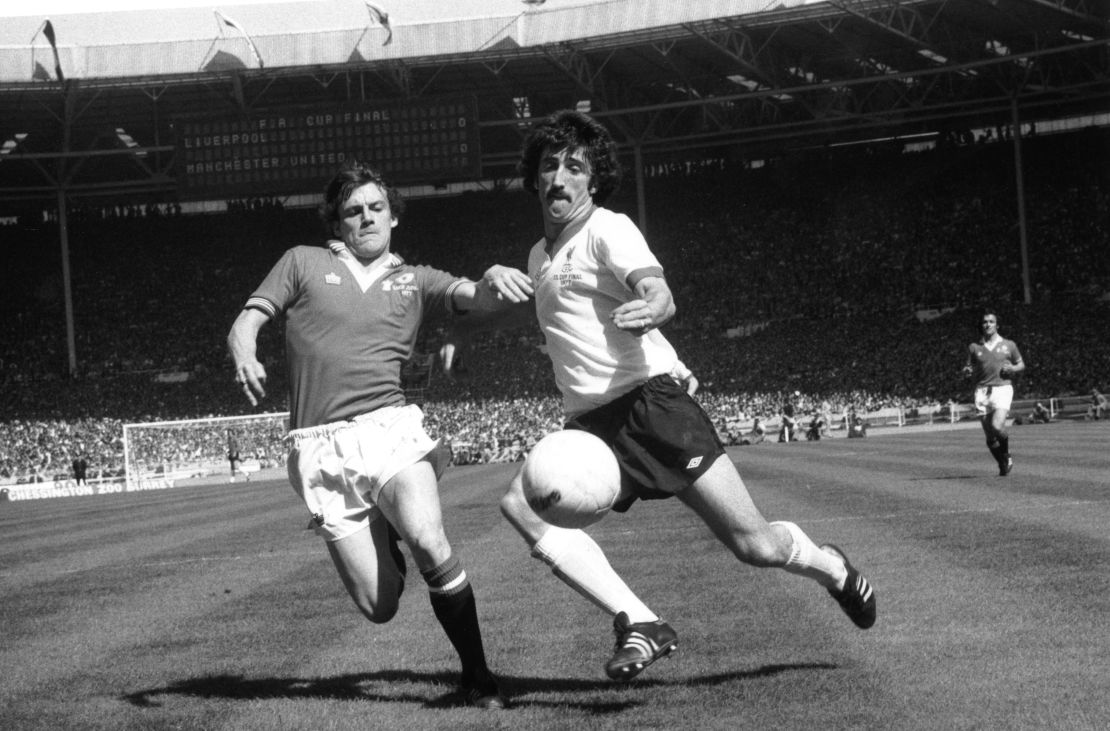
[286,404,447,541]
[974,384,1014,416]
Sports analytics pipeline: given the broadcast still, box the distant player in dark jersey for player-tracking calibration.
[227,160,508,709]
[962,310,1025,475]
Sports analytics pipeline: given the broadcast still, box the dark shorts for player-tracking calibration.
[565,374,726,512]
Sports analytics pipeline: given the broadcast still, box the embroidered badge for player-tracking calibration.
[383,272,417,293]
[553,246,582,289]
[325,273,341,285]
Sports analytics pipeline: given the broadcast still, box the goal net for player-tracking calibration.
[122,412,289,488]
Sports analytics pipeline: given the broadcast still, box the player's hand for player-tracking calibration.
[611,299,657,336]
[234,359,267,406]
[1000,363,1013,376]
[483,265,533,303]
[961,365,974,378]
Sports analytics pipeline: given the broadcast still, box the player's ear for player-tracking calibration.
[390,215,398,229]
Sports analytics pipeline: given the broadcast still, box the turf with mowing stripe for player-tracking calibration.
[1,421,1108,730]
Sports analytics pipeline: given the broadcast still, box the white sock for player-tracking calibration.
[770,520,848,590]
[531,526,658,622]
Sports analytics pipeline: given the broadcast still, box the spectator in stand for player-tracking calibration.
[1029,402,1052,424]
[72,453,88,486]
[741,417,766,446]
[848,409,868,438]
[1088,388,1107,420]
[805,411,828,441]
[779,398,797,443]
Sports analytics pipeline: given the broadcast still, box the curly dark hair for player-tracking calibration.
[518,110,622,204]
[317,158,405,233]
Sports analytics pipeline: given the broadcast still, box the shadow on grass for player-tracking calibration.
[122,662,834,713]
[907,474,979,480]
[687,662,838,684]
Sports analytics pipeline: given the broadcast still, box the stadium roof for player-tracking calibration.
[1,0,1108,204]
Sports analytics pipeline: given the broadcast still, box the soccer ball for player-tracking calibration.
[522,430,620,529]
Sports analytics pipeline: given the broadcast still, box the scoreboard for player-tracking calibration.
[174,96,481,199]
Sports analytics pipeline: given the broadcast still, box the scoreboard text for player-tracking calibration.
[174,96,480,199]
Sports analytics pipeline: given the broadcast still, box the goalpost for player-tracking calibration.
[120,354,433,489]
[122,412,289,489]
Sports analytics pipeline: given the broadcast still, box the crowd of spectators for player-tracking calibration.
[0,418,123,483]
[1,127,1107,484]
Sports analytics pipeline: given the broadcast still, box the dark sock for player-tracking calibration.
[997,433,1009,458]
[422,554,490,683]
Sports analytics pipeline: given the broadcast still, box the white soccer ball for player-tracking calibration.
[522,430,620,529]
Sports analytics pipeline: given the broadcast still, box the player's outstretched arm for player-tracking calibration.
[228,308,269,406]
[611,275,676,335]
[452,265,530,313]
[449,264,535,323]
[442,268,536,377]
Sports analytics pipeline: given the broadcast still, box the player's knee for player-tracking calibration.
[500,489,526,522]
[403,527,451,569]
[357,597,400,624]
[726,528,789,567]
[348,585,401,624]
[501,472,555,543]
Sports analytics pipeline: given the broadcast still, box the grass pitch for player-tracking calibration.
[2,421,1108,730]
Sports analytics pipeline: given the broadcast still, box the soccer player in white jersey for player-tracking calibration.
[227,160,508,709]
[962,309,1025,475]
[447,110,877,681]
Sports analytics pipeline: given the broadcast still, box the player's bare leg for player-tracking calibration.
[326,517,405,624]
[679,454,875,628]
[376,461,504,708]
[501,467,658,621]
[501,469,677,679]
[981,408,1013,475]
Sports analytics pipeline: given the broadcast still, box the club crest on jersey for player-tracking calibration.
[325,272,341,285]
[552,246,583,288]
[382,272,417,295]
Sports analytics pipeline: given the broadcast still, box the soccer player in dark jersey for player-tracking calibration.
[227,160,507,709]
[962,310,1025,475]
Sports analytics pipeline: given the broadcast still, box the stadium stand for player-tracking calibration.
[1,128,1108,483]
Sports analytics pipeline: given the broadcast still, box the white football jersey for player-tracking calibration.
[527,207,680,417]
